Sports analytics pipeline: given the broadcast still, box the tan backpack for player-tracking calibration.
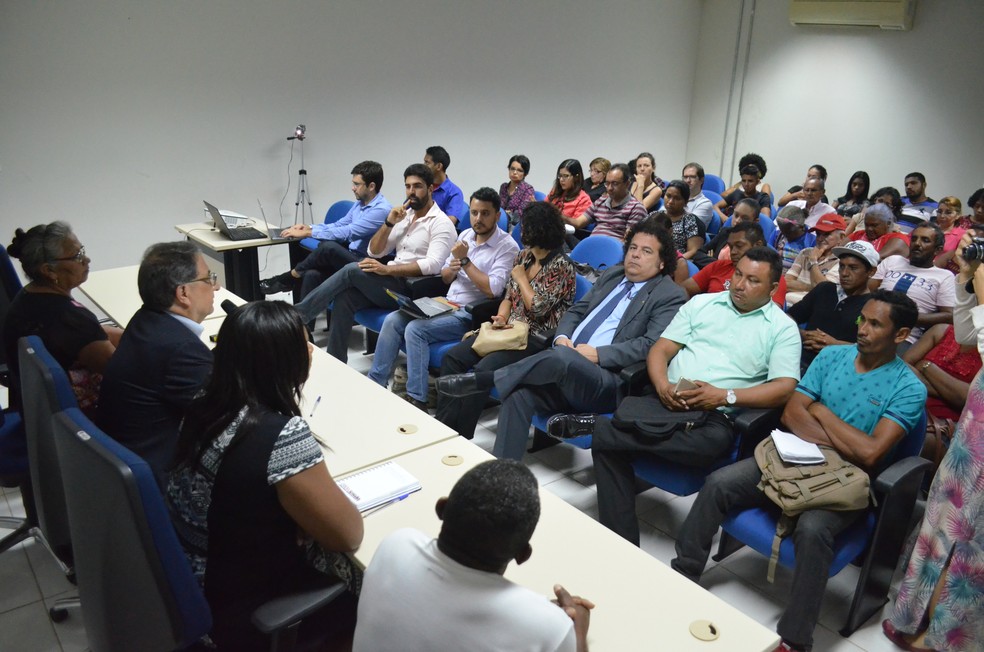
[754,438,871,582]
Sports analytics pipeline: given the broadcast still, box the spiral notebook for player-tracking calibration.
[337,461,422,512]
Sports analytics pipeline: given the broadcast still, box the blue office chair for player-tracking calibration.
[18,336,83,620]
[53,407,348,652]
[570,235,624,271]
[299,200,354,252]
[723,213,776,243]
[703,174,726,194]
[0,406,31,556]
[0,244,23,386]
[685,259,699,278]
[533,190,546,202]
[714,411,930,636]
[510,223,523,248]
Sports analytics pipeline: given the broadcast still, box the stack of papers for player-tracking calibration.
[338,461,422,512]
[770,429,825,465]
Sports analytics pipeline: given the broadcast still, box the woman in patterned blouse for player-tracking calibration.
[499,154,536,228]
[436,201,576,439]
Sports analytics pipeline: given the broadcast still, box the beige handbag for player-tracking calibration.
[468,321,529,357]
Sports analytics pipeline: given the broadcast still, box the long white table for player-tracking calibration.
[80,265,245,328]
[302,346,458,477]
[350,437,780,652]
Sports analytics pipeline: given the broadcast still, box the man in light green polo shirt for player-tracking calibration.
[590,246,802,545]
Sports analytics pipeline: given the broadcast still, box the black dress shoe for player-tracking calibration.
[546,413,597,439]
[259,272,296,295]
[403,394,429,412]
[435,373,485,398]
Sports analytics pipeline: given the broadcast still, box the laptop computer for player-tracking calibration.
[204,200,270,241]
[385,289,455,319]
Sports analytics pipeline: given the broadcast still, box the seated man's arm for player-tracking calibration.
[553,584,594,652]
[648,337,688,410]
[163,345,213,409]
[326,203,388,243]
[780,390,833,447]
[806,405,906,470]
[679,377,798,412]
[916,306,953,327]
[367,205,404,258]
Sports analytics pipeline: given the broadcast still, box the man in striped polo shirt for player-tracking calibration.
[570,163,649,241]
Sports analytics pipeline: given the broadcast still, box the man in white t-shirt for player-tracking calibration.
[682,162,715,226]
[870,223,955,347]
[353,460,594,652]
[787,177,836,228]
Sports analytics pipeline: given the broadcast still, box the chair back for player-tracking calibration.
[18,336,80,560]
[324,200,354,225]
[570,235,625,271]
[53,407,211,652]
[701,189,723,207]
[703,175,726,194]
[533,190,546,202]
[574,274,593,302]
[510,223,523,248]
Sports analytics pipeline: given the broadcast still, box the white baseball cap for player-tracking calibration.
[832,240,880,268]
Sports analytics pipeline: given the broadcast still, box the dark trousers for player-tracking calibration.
[492,346,620,460]
[435,336,548,440]
[295,240,359,300]
[670,457,863,649]
[325,269,407,363]
[593,407,735,545]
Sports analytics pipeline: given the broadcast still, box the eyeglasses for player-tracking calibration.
[557,173,572,181]
[508,166,525,174]
[186,271,219,288]
[51,245,86,263]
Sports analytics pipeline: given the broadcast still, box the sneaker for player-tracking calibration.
[259,272,296,295]
[545,413,597,439]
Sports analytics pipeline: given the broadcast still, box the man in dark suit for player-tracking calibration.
[437,218,687,460]
[98,241,215,485]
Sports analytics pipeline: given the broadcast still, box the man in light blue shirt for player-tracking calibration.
[259,160,391,297]
[367,187,518,410]
[593,247,801,544]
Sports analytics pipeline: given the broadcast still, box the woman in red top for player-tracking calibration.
[847,202,909,260]
[904,323,982,421]
[933,196,967,272]
[546,159,592,227]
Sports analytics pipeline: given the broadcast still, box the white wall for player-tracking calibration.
[0,0,702,272]
[688,0,984,203]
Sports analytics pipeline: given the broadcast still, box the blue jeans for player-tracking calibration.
[368,309,471,402]
[670,456,862,649]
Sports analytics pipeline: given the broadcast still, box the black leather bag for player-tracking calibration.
[610,395,709,441]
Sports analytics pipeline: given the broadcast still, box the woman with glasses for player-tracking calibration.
[583,157,611,203]
[2,222,120,416]
[499,154,536,228]
[546,159,592,227]
[933,196,967,272]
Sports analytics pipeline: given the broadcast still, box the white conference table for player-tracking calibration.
[174,221,296,301]
[80,265,245,328]
[350,437,780,652]
[302,346,458,478]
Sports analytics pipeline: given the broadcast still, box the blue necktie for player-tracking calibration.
[573,282,633,345]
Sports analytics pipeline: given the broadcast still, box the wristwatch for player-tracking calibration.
[460,256,471,267]
[725,389,737,406]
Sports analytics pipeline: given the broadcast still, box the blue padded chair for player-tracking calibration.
[703,174,726,194]
[510,223,523,248]
[570,235,624,272]
[53,407,347,652]
[723,213,776,243]
[299,200,354,252]
[0,406,31,556]
[19,336,83,620]
[702,189,724,207]
[534,190,546,202]
[714,411,930,636]
[53,408,212,651]
[685,259,699,278]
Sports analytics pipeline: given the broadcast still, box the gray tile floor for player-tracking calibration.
[1,329,909,651]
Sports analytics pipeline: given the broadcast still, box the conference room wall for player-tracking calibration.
[686,0,984,203]
[0,0,702,272]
